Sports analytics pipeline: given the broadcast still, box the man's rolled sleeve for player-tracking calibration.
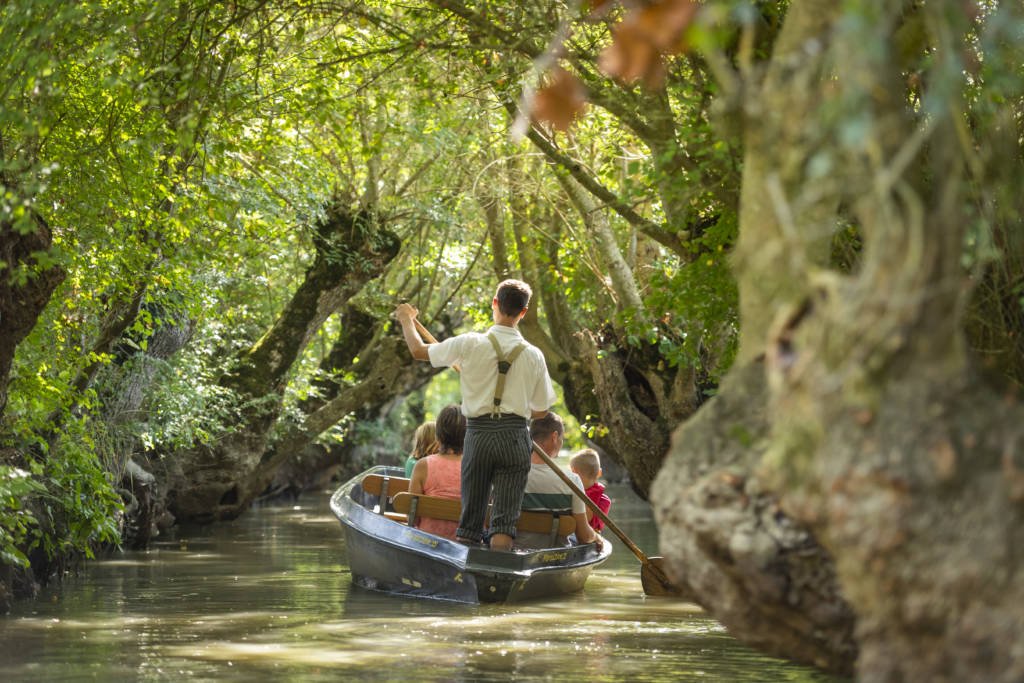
[427,336,461,368]
[529,355,557,412]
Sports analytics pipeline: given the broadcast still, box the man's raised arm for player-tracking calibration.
[393,303,430,361]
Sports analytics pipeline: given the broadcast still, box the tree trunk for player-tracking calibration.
[653,361,857,673]
[159,204,400,522]
[95,303,196,548]
[656,1,1024,680]
[579,328,698,496]
[0,214,66,420]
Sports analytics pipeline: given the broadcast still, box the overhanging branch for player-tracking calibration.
[509,105,689,255]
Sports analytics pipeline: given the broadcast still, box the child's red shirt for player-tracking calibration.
[584,482,611,531]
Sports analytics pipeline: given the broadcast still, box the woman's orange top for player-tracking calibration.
[416,454,462,540]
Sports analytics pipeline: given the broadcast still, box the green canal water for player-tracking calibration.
[0,483,845,681]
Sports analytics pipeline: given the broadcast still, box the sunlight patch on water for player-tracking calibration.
[91,558,160,568]
[167,641,384,666]
[0,488,844,683]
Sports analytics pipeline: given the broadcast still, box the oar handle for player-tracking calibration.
[531,441,651,565]
[393,313,460,374]
[413,318,438,344]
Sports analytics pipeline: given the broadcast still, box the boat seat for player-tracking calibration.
[361,474,411,514]
[361,474,411,496]
[390,492,576,537]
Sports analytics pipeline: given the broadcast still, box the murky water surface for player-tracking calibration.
[0,483,844,681]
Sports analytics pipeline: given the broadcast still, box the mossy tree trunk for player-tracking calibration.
[654,1,1024,680]
[0,214,66,421]
[159,203,400,522]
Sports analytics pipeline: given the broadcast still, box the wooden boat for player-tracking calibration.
[330,465,612,604]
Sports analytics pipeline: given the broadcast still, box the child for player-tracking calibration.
[569,448,610,531]
[404,420,438,478]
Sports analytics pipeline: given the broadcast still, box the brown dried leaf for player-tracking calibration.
[599,21,665,87]
[532,68,588,132]
[635,0,699,52]
[599,0,698,88]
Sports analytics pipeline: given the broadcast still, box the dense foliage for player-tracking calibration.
[2,3,1022,676]
[1,0,744,572]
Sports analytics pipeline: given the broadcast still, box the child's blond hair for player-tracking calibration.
[409,421,438,461]
[569,448,601,480]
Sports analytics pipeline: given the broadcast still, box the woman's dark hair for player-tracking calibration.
[435,404,467,454]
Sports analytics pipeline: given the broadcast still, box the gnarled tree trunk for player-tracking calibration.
[655,1,1024,680]
[0,214,66,421]
[158,204,400,522]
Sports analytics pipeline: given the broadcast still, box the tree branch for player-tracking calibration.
[504,100,688,255]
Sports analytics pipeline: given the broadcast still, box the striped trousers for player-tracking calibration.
[457,414,532,542]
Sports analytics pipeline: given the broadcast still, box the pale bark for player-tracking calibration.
[555,172,646,319]
[515,117,687,255]
[657,1,1024,680]
[479,192,509,280]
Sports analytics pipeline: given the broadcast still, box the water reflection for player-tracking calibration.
[0,485,845,682]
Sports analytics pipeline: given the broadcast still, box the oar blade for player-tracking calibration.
[641,557,694,599]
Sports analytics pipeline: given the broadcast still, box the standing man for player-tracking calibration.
[393,279,556,551]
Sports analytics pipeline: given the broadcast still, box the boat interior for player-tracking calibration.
[359,471,578,545]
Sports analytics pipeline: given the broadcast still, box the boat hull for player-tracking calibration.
[331,466,611,604]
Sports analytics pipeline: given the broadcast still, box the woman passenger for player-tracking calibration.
[409,405,466,540]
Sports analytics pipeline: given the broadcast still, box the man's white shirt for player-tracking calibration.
[427,324,556,418]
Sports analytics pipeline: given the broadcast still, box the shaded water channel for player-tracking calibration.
[0,483,843,681]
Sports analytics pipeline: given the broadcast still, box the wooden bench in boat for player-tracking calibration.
[361,473,410,519]
[391,492,576,538]
[360,473,576,541]
[362,473,410,497]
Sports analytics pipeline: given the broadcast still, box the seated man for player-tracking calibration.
[516,412,602,550]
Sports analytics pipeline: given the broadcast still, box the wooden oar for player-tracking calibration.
[530,440,688,598]
[412,317,438,344]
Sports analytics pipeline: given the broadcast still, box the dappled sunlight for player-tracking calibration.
[0,490,841,682]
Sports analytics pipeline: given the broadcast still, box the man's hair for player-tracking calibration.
[435,404,467,454]
[495,279,532,317]
[530,411,564,442]
[569,449,601,479]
